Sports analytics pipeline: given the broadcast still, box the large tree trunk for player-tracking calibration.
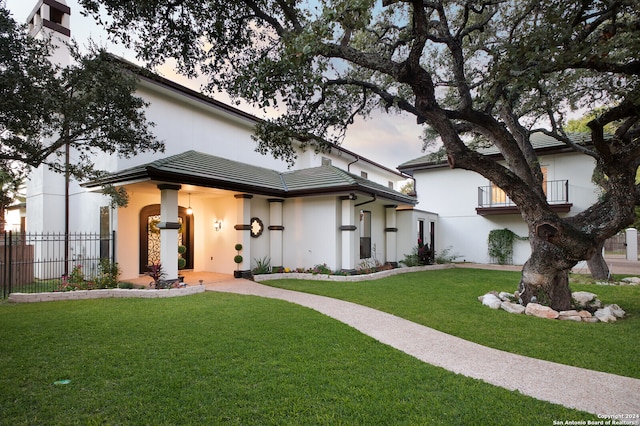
[587,240,610,280]
[517,237,576,311]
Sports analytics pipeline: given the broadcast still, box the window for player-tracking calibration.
[388,181,394,189]
[359,210,371,259]
[490,167,547,205]
[360,171,368,179]
[490,183,508,205]
[50,7,64,25]
[321,157,332,166]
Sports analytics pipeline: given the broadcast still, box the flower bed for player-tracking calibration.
[254,264,453,282]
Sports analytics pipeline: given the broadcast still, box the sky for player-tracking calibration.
[5,0,427,171]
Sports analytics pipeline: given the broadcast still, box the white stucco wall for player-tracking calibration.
[115,82,291,173]
[412,152,599,265]
[282,196,340,270]
[396,209,438,264]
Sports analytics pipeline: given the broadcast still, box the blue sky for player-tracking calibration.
[6,0,426,170]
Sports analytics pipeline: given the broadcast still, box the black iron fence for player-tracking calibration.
[1,231,115,298]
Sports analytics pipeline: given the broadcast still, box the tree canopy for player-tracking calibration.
[79,0,640,309]
[0,6,163,205]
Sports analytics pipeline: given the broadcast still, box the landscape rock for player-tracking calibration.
[480,293,502,309]
[571,291,597,307]
[498,291,514,302]
[559,315,582,322]
[500,301,525,314]
[606,304,625,318]
[479,290,625,324]
[622,277,640,284]
[525,303,559,319]
[594,307,617,323]
[558,310,582,322]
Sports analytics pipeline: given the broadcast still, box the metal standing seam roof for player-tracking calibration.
[84,150,417,204]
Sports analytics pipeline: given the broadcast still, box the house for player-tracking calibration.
[398,134,600,265]
[21,0,425,282]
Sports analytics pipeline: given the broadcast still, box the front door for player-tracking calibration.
[139,204,194,274]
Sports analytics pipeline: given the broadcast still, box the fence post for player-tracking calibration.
[625,228,638,261]
[7,231,12,296]
[1,231,6,298]
[111,230,116,264]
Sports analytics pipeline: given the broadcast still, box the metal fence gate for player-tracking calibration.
[1,231,115,298]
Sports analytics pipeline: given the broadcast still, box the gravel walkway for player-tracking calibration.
[206,279,640,418]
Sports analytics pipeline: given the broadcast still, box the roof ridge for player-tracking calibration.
[148,150,198,168]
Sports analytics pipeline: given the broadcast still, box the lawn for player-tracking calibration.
[265,268,640,379]
[0,291,594,425]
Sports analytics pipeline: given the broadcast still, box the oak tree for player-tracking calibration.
[80,0,640,309]
[0,7,163,206]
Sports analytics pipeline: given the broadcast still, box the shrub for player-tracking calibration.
[400,239,434,267]
[252,256,271,274]
[118,282,135,289]
[58,265,94,291]
[94,259,120,289]
[434,246,462,264]
[145,262,166,287]
[311,264,332,275]
[178,245,187,270]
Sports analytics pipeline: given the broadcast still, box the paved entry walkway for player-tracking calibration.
[204,279,640,418]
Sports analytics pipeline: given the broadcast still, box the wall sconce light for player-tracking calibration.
[186,193,193,215]
[214,220,222,231]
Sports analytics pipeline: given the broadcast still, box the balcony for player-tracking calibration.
[476,180,572,215]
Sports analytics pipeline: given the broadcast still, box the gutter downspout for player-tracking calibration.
[347,156,359,172]
[355,193,376,207]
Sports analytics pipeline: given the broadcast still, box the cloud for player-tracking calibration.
[342,111,426,168]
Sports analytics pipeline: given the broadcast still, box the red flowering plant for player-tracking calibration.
[145,261,165,288]
[57,264,94,291]
[417,239,434,265]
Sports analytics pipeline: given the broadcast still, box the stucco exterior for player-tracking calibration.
[20,0,420,281]
[401,151,600,265]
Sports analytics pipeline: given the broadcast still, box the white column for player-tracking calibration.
[235,194,253,276]
[340,195,357,272]
[268,199,284,271]
[158,184,181,281]
[625,228,638,262]
[385,205,398,266]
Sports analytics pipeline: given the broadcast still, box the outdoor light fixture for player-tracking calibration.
[214,220,222,231]
[186,193,193,215]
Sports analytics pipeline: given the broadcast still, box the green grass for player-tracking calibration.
[0,293,593,425]
[265,268,640,379]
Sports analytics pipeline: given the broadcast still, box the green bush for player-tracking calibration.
[94,259,120,289]
[252,256,271,274]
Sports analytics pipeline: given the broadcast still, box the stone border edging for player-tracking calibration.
[8,285,205,303]
[253,264,455,282]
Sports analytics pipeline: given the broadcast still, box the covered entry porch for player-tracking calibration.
[86,151,417,282]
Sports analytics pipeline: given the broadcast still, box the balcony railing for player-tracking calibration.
[477,180,571,215]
